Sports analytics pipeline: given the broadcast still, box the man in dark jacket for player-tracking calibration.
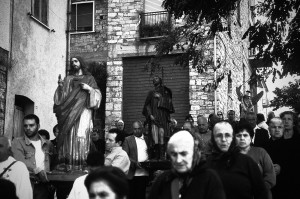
[246,112,269,148]
[122,121,150,199]
[149,130,226,199]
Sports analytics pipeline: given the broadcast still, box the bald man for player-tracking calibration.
[0,136,33,199]
[149,130,225,199]
[196,116,212,154]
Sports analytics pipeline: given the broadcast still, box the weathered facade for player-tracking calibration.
[0,0,11,135]
[70,0,267,130]
[3,0,68,139]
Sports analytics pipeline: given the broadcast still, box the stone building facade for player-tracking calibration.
[0,0,11,134]
[70,0,266,129]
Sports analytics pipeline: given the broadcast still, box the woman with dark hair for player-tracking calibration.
[84,166,129,199]
[149,130,226,199]
[206,121,268,199]
[235,123,276,199]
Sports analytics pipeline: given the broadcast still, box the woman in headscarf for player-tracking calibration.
[206,121,268,199]
[149,130,226,199]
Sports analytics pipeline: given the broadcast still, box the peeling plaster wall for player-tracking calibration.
[0,0,11,51]
[4,0,67,139]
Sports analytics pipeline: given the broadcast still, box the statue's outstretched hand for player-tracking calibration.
[80,83,92,92]
[38,170,49,183]
[58,74,64,87]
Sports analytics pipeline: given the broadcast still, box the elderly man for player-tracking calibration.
[123,121,150,199]
[104,128,130,174]
[275,112,300,199]
[12,114,54,199]
[196,116,212,154]
[226,110,238,129]
[149,130,226,199]
[0,136,33,199]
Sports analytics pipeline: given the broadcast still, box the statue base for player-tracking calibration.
[140,159,171,171]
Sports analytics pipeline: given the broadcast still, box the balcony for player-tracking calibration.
[139,11,171,39]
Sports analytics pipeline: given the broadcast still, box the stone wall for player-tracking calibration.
[70,0,108,62]
[188,0,253,122]
[106,0,152,128]
[70,0,256,127]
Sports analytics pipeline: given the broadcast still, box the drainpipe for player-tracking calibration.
[66,0,71,75]
[5,0,15,137]
[213,35,217,113]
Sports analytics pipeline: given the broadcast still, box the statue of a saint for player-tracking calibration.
[236,85,263,120]
[54,56,101,170]
[143,76,174,160]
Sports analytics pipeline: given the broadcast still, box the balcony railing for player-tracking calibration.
[139,11,171,39]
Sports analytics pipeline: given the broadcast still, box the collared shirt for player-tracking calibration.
[253,125,260,144]
[0,156,33,199]
[135,135,148,162]
[105,146,130,174]
[134,135,149,176]
[12,135,53,174]
[67,174,89,199]
[30,140,45,170]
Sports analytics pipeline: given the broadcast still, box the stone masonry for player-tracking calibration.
[70,0,108,62]
[70,0,256,127]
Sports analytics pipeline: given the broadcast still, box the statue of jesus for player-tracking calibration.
[54,56,101,170]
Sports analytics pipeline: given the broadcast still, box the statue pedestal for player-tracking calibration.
[48,170,87,181]
[48,170,87,199]
[141,160,171,171]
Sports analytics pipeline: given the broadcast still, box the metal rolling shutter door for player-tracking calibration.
[123,55,189,132]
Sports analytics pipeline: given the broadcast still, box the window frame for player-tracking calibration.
[31,0,49,27]
[70,1,95,34]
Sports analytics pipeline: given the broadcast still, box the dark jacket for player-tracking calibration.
[148,162,226,199]
[253,128,269,148]
[206,150,268,199]
[122,135,150,179]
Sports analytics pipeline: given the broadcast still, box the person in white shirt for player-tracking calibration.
[0,136,33,199]
[67,151,104,199]
[123,121,150,199]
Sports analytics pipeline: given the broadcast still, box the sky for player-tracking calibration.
[266,73,300,116]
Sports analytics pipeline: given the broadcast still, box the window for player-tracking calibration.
[71,1,94,33]
[31,0,49,25]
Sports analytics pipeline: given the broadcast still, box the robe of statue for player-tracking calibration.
[143,85,174,138]
[54,74,101,170]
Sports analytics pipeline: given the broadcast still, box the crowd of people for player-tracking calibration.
[1,109,300,199]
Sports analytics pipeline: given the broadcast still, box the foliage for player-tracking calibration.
[243,0,300,78]
[269,80,300,112]
[151,0,299,84]
[141,21,171,38]
[88,61,107,129]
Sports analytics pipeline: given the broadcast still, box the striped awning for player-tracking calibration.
[145,0,164,12]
